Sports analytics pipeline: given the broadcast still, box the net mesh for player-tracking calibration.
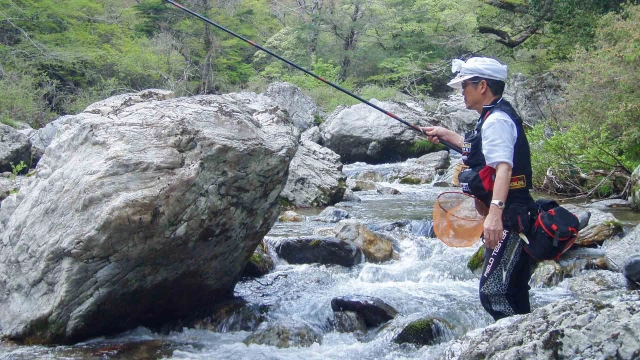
[433,192,488,247]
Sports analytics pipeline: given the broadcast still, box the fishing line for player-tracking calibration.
[163,0,462,153]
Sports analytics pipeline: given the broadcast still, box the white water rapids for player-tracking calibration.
[0,161,590,360]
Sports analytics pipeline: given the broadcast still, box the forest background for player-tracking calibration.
[1,0,639,198]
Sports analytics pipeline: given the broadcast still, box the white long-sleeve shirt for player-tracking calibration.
[481,110,517,169]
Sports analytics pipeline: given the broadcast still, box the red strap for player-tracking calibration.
[478,166,496,192]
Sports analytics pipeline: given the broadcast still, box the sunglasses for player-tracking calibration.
[461,80,483,89]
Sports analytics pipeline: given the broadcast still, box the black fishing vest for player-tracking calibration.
[458,98,533,207]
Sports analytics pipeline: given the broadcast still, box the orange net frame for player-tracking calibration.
[433,192,488,247]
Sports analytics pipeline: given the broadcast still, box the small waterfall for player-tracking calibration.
[432,151,462,185]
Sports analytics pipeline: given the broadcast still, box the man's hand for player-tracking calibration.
[420,126,458,145]
[483,211,504,249]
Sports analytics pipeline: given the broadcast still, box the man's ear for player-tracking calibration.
[479,80,490,95]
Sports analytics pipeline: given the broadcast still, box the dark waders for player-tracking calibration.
[479,230,532,320]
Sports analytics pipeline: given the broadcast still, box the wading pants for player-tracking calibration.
[479,230,532,321]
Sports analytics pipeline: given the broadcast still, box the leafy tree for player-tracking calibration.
[477,0,635,62]
[528,4,640,198]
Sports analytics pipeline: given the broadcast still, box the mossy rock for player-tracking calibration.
[399,177,422,185]
[393,317,453,346]
[278,196,295,209]
[243,242,274,278]
[603,219,623,232]
[467,245,485,272]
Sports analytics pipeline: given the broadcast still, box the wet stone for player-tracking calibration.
[331,295,398,328]
[332,311,367,334]
[394,317,453,346]
[243,321,322,348]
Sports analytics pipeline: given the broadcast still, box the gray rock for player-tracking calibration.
[195,300,268,333]
[83,89,174,116]
[0,91,298,344]
[243,321,322,348]
[334,219,394,263]
[623,255,640,289]
[431,93,478,135]
[333,311,367,334]
[630,165,640,211]
[563,204,622,246]
[0,124,31,173]
[279,140,346,208]
[266,82,320,131]
[375,185,400,195]
[443,295,640,360]
[605,224,640,272]
[19,116,67,165]
[243,241,274,278]
[346,178,376,191]
[331,295,398,328]
[391,150,450,184]
[316,207,351,223]
[506,72,566,126]
[300,126,322,144]
[269,236,362,267]
[341,189,361,202]
[319,99,431,164]
[588,199,631,209]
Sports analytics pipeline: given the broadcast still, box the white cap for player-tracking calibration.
[447,57,508,89]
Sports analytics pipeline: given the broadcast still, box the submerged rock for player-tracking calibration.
[243,321,322,348]
[332,311,368,334]
[195,299,268,333]
[331,295,398,328]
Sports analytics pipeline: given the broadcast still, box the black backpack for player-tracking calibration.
[523,200,580,261]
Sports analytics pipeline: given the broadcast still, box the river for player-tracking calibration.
[1,161,637,360]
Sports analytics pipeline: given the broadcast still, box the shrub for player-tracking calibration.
[530,4,640,197]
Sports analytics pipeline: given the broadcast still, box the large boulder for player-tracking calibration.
[605,224,640,272]
[443,295,640,359]
[279,139,346,208]
[0,91,299,344]
[0,124,32,173]
[390,150,450,184]
[265,82,321,131]
[505,72,567,126]
[319,100,432,164]
[430,93,478,135]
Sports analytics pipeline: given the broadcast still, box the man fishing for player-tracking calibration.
[421,57,536,320]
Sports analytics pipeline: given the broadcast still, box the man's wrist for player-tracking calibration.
[490,199,505,209]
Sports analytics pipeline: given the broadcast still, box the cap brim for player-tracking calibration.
[447,74,475,89]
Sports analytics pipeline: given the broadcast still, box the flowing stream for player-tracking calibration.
[1,161,637,360]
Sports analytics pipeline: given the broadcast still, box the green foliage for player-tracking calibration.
[0,69,56,127]
[10,161,27,180]
[467,245,485,272]
[411,140,446,153]
[527,4,640,197]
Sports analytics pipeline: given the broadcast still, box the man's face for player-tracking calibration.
[462,79,483,113]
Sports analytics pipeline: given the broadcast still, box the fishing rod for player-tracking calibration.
[163,0,462,154]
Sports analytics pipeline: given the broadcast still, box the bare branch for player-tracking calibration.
[477,25,539,48]
[483,0,530,14]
